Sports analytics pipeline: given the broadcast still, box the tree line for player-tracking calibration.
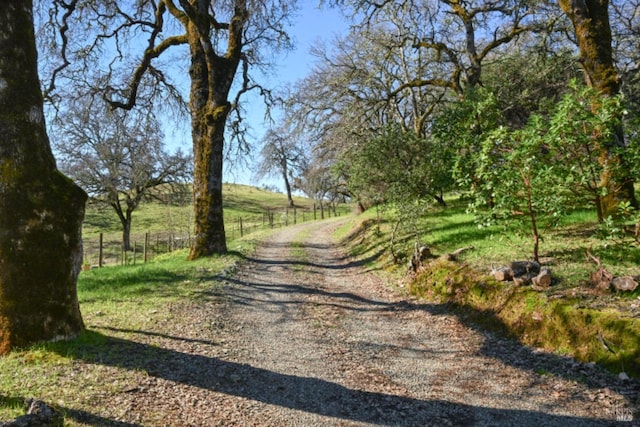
[263,0,640,262]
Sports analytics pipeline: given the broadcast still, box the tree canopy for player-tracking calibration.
[38,0,297,258]
[53,98,192,250]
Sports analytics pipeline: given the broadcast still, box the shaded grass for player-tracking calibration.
[0,237,253,422]
[407,259,640,376]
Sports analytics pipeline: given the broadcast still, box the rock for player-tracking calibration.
[618,372,631,382]
[0,400,63,427]
[611,276,638,292]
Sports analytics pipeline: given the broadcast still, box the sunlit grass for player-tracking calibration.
[0,232,257,422]
[338,196,640,376]
[347,197,639,286]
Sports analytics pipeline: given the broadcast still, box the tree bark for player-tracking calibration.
[282,165,294,208]
[559,0,638,213]
[189,101,228,258]
[186,5,246,259]
[122,210,132,253]
[111,199,134,251]
[0,1,86,353]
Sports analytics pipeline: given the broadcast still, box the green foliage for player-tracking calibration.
[341,125,455,255]
[596,200,640,244]
[460,82,634,259]
[470,118,570,260]
[482,47,581,128]
[432,88,505,197]
[344,125,454,207]
[546,83,623,207]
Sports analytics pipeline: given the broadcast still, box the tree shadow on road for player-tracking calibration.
[47,329,617,426]
[207,252,639,420]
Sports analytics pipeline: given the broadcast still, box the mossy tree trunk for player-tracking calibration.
[559,0,638,215]
[0,1,87,354]
[110,196,137,252]
[185,4,247,259]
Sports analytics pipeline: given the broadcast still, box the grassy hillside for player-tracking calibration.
[82,183,327,237]
[81,183,349,266]
[336,198,640,376]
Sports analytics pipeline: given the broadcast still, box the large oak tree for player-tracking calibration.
[0,0,86,353]
[53,98,192,251]
[256,126,307,208]
[42,0,295,259]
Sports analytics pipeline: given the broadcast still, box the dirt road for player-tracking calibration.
[83,217,638,426]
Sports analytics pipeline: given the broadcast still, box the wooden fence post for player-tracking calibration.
[99,232,103,268]
[144,232,149,263]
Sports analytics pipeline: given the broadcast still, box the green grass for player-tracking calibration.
[339,196,640,377]
[348,198,639,285]
[0,184,342,423]
[0,242,252,422]
[81,183,351,267]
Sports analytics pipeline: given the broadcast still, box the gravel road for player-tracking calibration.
[78,217,638,426]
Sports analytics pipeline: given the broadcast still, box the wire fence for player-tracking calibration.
[82,203,347,268]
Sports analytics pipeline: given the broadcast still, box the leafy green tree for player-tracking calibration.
[345,125,454,208]
[546,84,629,222]
[559,0,638,211]
[470,84,631,260]
[482,46,582,128]
[432,88,505,201]
[472,121,569,262]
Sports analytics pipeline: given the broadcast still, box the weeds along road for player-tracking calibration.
[87,216,637,426]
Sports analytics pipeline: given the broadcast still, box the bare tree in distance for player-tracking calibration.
[255,126,308,207]
[38,0,296,259]
[0,0,86,353]
[53,98,192,251]
[326,0,544,97]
